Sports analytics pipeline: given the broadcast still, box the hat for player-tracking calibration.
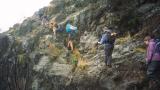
[103,27,111,33]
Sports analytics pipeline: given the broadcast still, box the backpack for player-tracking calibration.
[151,39,160,60]
[108,36,115,45]
[66,24,78,33]
[66,24,71,33]
[106,33,115,45]
[154,39,160,54]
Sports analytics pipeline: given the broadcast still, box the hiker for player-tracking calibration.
[41,15,49,27]
[66,20,78,38]
[144,35,160,89]
[51,22,58,36]
[98,27,116,67]
[49,20,60,39]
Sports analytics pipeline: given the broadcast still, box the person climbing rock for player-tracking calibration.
[144,35,160,89]
[49,19,64,40]
[49,20,59,39]
[98,27,116,67]
[52,22,58,36]
[66,20,78,38]
[41,15,49,27]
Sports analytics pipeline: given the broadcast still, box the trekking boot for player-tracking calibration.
[105,63,112,68]
[107,65,112,68]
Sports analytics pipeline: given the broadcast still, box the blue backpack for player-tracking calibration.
[66,24,71,33]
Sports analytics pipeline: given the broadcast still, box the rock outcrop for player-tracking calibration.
[1,0,160,90]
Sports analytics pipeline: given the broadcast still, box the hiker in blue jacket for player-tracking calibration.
[98,27,116,67]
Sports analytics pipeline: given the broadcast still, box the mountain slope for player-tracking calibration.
[0,0,160,90]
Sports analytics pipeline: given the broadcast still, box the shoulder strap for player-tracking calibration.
[156,41,160,47]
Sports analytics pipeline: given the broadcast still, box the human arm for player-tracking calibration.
[98,34,107,44]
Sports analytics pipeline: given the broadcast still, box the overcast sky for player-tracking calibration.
[0,0,52,33]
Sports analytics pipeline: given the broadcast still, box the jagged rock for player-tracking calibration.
[33,56,50,72]
[0,34,9,56]
[48,62,72,77]
[1,0,160,90]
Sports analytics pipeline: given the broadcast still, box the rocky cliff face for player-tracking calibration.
[1,0,160,90]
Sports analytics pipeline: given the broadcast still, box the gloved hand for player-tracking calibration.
[97,42,101,44]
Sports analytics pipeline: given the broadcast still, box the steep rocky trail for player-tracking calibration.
[30,33,147,90]
[62,35,147,90]
[0,0,160,90]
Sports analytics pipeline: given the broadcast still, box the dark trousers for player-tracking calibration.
[66,50,71,61]
[104,44,114,65]
[147,61,160,89]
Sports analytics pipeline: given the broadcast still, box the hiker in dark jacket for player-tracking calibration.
[144,35,160,89]
[41,15,49,27]
[98,27,116,67]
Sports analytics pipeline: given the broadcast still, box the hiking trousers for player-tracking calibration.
[104,44,114,66]
[147,61,160,87]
